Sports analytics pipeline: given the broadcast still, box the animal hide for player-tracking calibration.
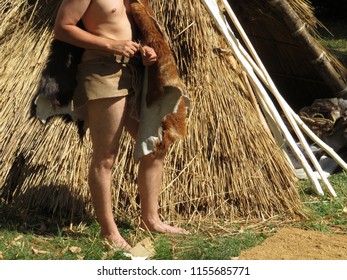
[39,39,83,108]
[33,39,83,123]
[130,0,188,159]
[33,1,188,159]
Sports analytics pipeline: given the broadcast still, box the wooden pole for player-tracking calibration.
[222,0,347,173]
[269,0,347,97]
[221,0,339,197]
[203,0,326,196]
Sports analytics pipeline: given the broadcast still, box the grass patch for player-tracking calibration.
[150,230,267,260]
[1,170,346,260]
[298,172,347,234]
[318,19,347,67]
[0,202,268,260]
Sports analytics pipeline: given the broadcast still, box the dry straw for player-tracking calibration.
[228,0,346,111]
[2,0,338,225]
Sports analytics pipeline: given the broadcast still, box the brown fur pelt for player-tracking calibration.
[131,0,188,152]
[34,21,85,110]
[157,97,187,152]
[131,0,181,105]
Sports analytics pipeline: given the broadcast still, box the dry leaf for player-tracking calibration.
[343,206,347,214]
[60,246,69,255]
[13,235,23,242]
[126,237,156,260]
[69,246,82,254]
[31,236,51,246]
[8,236,23,248]
[31,247,48,255]
[0,251,3,260]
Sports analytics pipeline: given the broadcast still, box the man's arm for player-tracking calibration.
[54,0,139,57]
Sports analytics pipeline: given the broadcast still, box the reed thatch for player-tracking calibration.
[229,0,347,112]
[2,0,337,225]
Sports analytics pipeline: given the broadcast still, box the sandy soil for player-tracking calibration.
[239,227,347,260]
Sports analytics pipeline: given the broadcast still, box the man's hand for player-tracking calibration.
[110,40,140,57]
[140,45,158,66]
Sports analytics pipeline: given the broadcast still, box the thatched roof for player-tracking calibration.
[2,0,338,224]
[228,0,347,111]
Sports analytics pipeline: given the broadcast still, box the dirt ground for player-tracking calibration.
[239,227,347,260]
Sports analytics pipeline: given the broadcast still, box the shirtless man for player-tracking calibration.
[54,0,186,250]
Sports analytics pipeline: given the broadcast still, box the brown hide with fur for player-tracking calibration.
[157,96,187,152]
[131,0,187,153]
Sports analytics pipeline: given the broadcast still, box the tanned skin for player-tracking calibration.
[55,0,187,250]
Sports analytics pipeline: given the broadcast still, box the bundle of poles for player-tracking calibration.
[202,0,347,197]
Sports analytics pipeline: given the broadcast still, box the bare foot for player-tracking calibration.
[140,219,189,234]
[102,234,132,251]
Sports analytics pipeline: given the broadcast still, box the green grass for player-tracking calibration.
[318,19,347,67]
[299,172,347,234]
[150,230,267,260]
[1,171,346,260]
[0,201,268,260]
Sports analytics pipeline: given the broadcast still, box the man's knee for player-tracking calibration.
[91,153,117,170]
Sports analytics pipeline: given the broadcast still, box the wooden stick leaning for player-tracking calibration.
[290,112,347,172]
[222,0,344,196]
[240,69,297,170]
[269,0,347,95]
[202,0,329,196]
[224,22,337,196]
[222,0,347,170]
[241,71,272,136]
[233,29,347,173]
[221,0,337,196]
[226,24,289,154]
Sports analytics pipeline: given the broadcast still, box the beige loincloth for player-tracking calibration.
[73,49,143,124]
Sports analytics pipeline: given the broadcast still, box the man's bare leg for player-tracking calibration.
[124,111,187,234]
[137,154,188,234]
[87,97,131,250]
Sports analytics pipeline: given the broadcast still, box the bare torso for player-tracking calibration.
[54,0,147,55]
[82,0,137,41]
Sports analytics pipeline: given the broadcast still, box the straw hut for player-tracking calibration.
[228,0,347,112]
[1,0,343,225]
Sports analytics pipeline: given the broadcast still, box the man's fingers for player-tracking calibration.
[122,41,140,57]
[124,47,137,57]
